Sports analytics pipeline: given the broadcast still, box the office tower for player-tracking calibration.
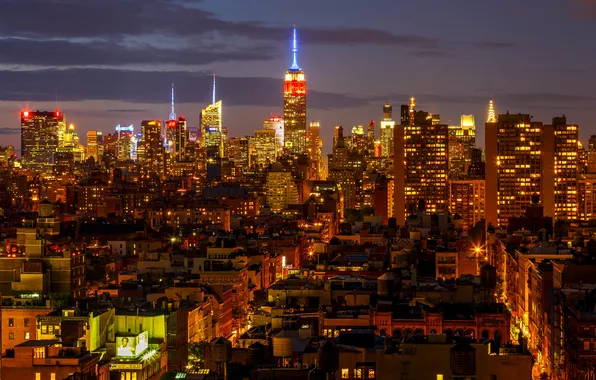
[468,148,485,178]
[484,100,499,227]
[229,137,250,182]
[380,102,395,158]
[448,115,476,179]
[165,117,189,162]
[263,116,284,157]
[374,140,382,158]
[449,179,486,232]
[266,163,298,212]
[366,120,375,158]
[115,124,134,161]
[253,129,277,168]
[350,125,366,156]
[333,126,341,148]
[21,111,63,173]
[308,121,323,179]
[394,101,449,217]
[140,120,165,180]
[550,116,578,220]
[283,27,307,156]
[328,126,365,211]
[201,77,223,184]
[87,130,100,163]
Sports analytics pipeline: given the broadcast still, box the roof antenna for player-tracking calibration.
[212,74,216,105]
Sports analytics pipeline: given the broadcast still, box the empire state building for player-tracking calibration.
[283,27,307,156]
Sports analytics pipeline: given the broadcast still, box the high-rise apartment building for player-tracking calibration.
[484,110,581,226]
[579,174,596,220]
[140,120,165,180]
[266,163,298,212]
[588,135,596,173]
[380,103,395,158]
[283,28,307,156]
[551,116,578,220]
[263,116,284,157]
[21,111,64,173]
[449,179,486,232]
[486,113,543,227]
[394,101,449,218]
[202,95,223,183]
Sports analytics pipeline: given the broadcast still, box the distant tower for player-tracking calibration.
[283,26,307,157]
[487,98,496,123]
[169,83,176,121]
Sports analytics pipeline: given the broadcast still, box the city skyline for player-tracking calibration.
[0,0,595,153]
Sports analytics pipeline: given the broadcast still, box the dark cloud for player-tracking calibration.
[0,127,20,135]
[0,0,440,48]
[0,38,277,66]
[0,68,371,109]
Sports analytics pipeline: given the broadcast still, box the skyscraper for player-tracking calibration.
[308,121,323,179]
[87,131,100,163]
[380,103,395,158]
[394,99,449,219]
[263,116,284,157]
[483,110,580,226]
[21,111,64,173]
[166,117,189,162]
[283,27,307,156]
[550,116,578,220]
[253,129,277,168]
[202,77,223,184]
[140,120,165,180]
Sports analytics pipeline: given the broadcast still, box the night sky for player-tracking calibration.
[0,0,594,153]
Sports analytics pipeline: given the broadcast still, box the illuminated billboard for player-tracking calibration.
[116,331,149,357]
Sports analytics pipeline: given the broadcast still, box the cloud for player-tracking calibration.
[411,50,452,59]
[0,127,20,135]
[0,68,371,109]
[0,38,278,66]
[500,93,596,104]
[0,0,441,49]
[107,109,148,113]
[566,0,596,19]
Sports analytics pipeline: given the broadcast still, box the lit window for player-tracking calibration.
[25,332,30,340]
[8,332,14,340]
[437,375,444,380]
[342,369,350,379]
[585,341,591,351]
[8,318,14,327]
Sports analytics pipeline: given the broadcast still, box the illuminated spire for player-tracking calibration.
[169,83,176,121]
[487,98,496,123]
[212,74,216,105]
[290,26,300,70]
